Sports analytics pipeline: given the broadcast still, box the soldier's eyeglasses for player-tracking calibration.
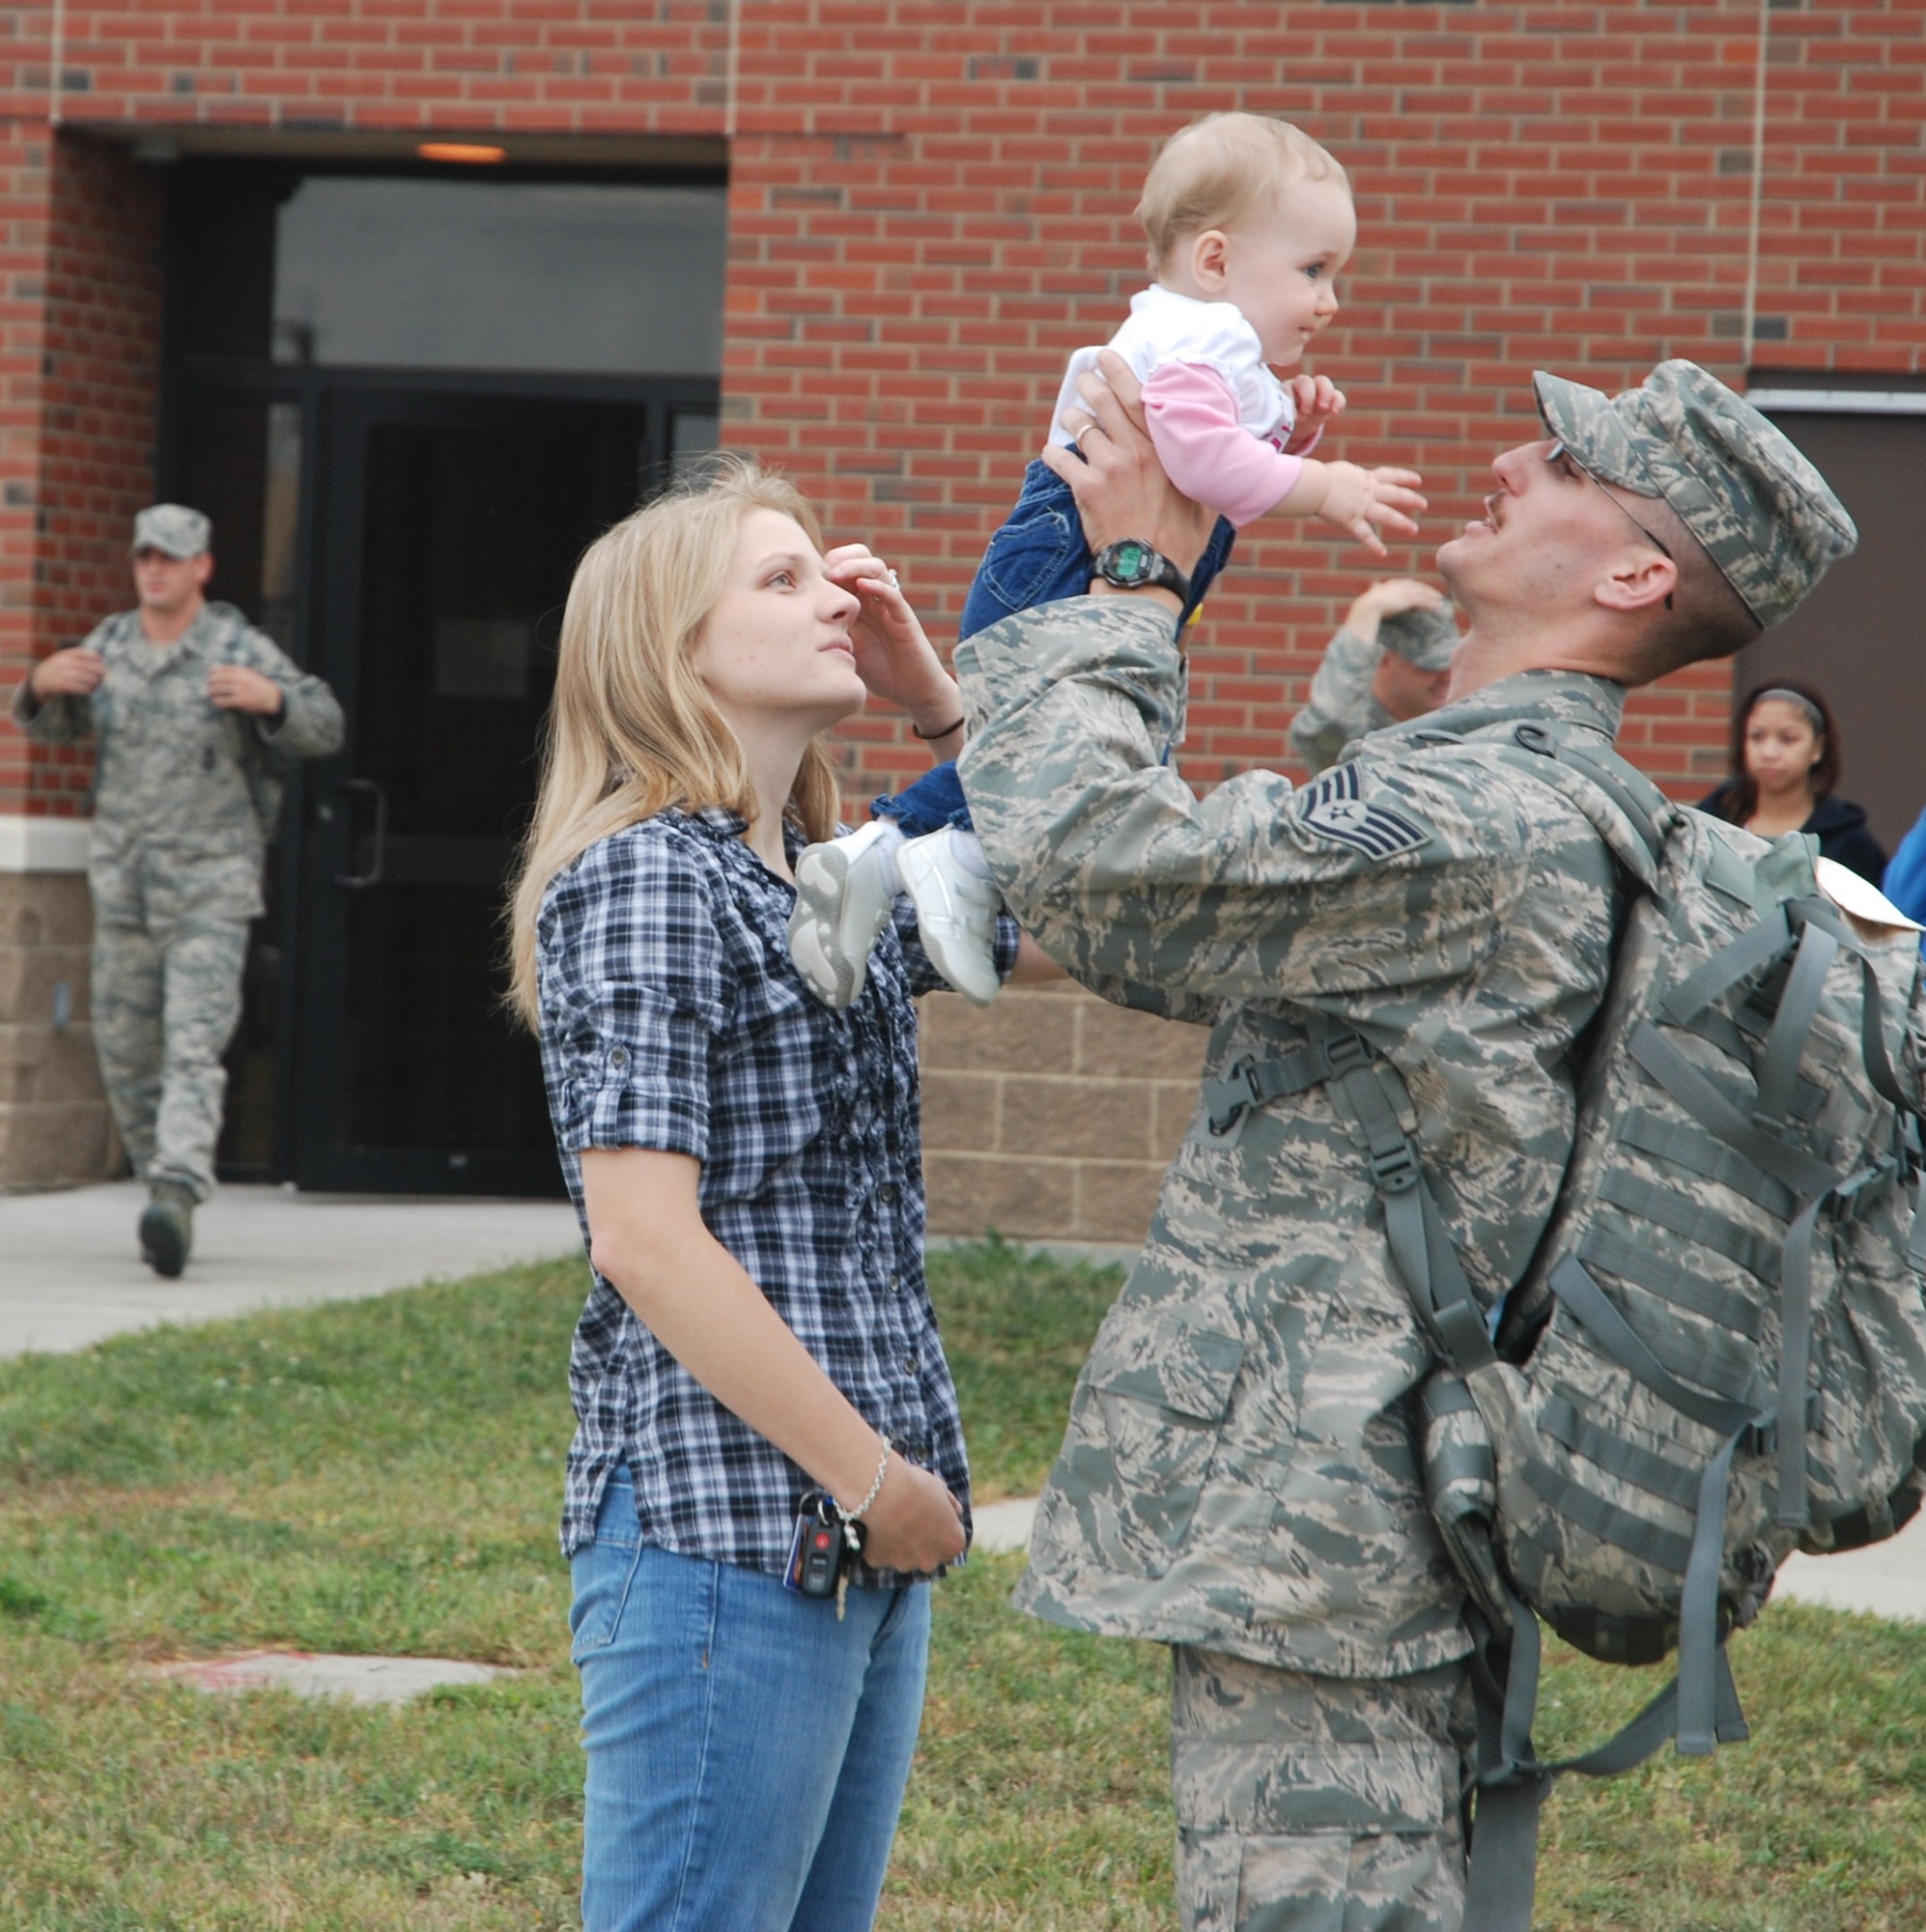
[1544,442,1675,560]
[1546,440,1676,608]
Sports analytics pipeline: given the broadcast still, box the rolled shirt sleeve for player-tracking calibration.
[540,830,726,1163]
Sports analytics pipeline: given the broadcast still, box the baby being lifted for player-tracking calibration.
[787,113,1424,1009]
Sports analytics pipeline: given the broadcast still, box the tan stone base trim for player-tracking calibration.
[0,871,116,1190]
[919,980,1208,1245]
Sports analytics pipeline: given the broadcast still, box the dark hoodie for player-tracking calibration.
[1697,782,1889,886]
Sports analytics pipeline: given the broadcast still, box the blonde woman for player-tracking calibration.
[509,458,1037,1931]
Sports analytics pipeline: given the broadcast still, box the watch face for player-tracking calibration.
[1108,540,1152,585]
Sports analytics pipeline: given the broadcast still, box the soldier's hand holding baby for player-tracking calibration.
[207,664,286,717]
[29,648,106,701]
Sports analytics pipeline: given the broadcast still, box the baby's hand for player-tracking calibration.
[1287,460,1426,558]
[1281,375,1345,455]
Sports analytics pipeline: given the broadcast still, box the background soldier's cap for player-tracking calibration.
[1377,601,1459,670]
[130,504,212,559]
[1531,359,1857,630]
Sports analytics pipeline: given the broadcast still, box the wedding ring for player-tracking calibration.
[885,567,900,588]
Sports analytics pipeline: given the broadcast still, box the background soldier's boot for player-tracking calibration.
[138,1182,196,1279]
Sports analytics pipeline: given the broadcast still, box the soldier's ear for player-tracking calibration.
[1593,551,1675,618]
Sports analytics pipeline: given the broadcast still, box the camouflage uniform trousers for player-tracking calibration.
[92,895,249,1205]
[1172,1646,1477,1932]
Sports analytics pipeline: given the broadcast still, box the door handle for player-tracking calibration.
[333,777,388,890]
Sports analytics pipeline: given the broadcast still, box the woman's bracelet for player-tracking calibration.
[837,1441,892,1526]
[911,716,965,741]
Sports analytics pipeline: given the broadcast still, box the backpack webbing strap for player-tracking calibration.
[1596,1172,1782,1293]
[1774,1191,1828,1529]
[1540,1394,1705,1513]
[1200,1019,1500,1373]
[1661,904,1793,1029]
[1757,920,1840,1122]
[1493,727,1670,886]
[1661,912,1793,1036]
[1629,1023,1841,1199]
[1519,1458,1696,1572]
[1548,1255,1762,1439]
[1618,1108,1797,1220]
[1547,1253,1769,1752]
[1306,1014,1498,1375]
[1462,1582,1747,1932]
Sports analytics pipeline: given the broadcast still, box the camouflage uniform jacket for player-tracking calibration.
[12,602,344,922]
[955,598,1628,1678]
[1287,624,1396,775]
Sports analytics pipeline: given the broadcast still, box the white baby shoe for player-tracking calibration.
[897,827,1003,1008]
[788,819,903,1009]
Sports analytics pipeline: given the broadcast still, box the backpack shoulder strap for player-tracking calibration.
[1468,719,1675,892]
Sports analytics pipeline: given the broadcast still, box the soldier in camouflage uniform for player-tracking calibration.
[11,505,343,1276]
[954,358,1855,1930]
[1288,579,1459,774]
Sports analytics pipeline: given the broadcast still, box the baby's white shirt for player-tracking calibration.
[1048,284,1296,447]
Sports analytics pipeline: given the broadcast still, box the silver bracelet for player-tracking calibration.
[837,1441,892,1526]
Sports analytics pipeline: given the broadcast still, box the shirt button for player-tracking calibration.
[889,1276,902,1294]
[609,1047,629,1069]
[903,1353,919,1376]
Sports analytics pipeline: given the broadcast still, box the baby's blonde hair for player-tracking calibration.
[505,454,842,1026]
[1136,113,1350,275]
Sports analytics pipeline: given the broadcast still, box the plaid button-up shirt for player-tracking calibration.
[538,806,1009,1579]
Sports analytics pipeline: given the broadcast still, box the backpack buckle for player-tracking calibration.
[1204,1057,1261,1138]
[1321,1029,1374,1077]
[1367,1134,1421,1196]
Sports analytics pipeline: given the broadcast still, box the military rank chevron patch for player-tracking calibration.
[1293,763,1432,860]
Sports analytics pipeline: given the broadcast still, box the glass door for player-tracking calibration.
[293,387,664,1195]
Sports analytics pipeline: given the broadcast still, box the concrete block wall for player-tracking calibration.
[920,980,1208,1242]
[0,872,114,1189]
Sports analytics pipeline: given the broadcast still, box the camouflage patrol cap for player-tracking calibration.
[1376,600,1459,671]
[1532,359,1857,629]
[131,503,212,559]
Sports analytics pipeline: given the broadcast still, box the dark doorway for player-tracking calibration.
[294,389,664,1195]
[1738,407,1926,856]
[165,158,726,1194]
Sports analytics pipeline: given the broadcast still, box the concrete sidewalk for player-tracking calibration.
[0,1180,581,1356]
[4,1185,1923,1624]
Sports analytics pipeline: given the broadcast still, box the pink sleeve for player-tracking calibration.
[1141,362,1305,528]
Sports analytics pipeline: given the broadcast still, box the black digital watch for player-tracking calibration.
[1091,539,1191,606]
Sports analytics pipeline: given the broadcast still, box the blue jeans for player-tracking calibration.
[871,760,971,836]
[958,457,1237,641]
[571,1468,932,1932]
[884,462,1236,836]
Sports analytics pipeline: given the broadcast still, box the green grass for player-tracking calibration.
[1,1242,1925,1928]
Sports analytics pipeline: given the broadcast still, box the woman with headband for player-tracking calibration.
[1698,679,1887,884]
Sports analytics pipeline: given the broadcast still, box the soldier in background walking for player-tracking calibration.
[11,505,343,1276]
[1288,577,1459,774]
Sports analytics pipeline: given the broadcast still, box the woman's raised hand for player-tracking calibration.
[822,544,963,736]
[858,1451,969,1574]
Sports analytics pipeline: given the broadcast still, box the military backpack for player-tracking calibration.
[1202,721,1926,1928]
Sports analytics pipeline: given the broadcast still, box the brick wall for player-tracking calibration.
[0,1,1918,818]
[0,1,1918,1214]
